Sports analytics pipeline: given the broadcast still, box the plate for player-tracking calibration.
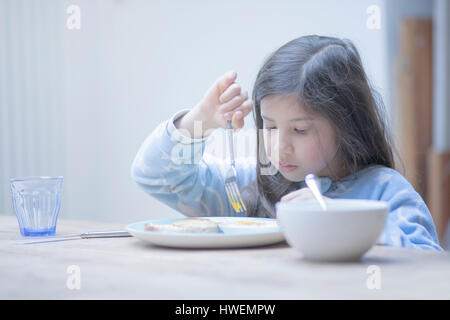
[218,219,280,234]
[126,217,285,248]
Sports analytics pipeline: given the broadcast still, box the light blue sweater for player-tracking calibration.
[131,109,443,251]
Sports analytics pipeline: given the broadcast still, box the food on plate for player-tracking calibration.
[221,220,279,228]
[218,219,281,234]
[145,218,220,233]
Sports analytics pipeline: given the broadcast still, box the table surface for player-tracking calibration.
[1,214,450,299]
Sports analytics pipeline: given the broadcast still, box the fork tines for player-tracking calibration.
[224,173,247,216]
[224,119,247,217]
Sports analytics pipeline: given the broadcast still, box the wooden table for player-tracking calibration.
[1,215,450,299]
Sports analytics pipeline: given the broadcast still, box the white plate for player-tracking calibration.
[219,219,280,234]
[126,217,285,248]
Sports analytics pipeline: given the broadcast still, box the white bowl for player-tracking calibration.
[276,199,389,262]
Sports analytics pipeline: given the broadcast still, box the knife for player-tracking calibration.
[21,230,131,244]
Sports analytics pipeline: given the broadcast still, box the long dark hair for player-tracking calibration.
[243,35,395,218]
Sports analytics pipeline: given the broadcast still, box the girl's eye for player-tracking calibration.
[295,129,307,134]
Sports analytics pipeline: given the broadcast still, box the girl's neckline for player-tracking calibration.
[299,164,385,193]
[329,163,384,183]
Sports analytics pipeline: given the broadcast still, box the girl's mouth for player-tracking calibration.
[279,163,299,172]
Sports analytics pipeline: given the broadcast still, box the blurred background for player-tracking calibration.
[0,0,449,248]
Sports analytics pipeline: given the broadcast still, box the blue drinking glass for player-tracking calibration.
[10,176,63,237]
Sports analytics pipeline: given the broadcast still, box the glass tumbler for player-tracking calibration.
[10,176,63,237]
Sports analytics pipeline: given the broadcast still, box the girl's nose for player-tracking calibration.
[278,130,294,155]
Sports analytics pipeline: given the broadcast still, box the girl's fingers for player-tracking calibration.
[280,188,314,202]
[219,92,249,114]
[222,99,253,120]
[280,188,331,202]
[220,83,243,104]
[217,70,237,94]
[239,99,254,115]
[231,111,245,129]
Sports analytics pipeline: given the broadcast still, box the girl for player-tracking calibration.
[131,35,442,250]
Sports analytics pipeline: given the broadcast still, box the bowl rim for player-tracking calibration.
[276,199,389,212]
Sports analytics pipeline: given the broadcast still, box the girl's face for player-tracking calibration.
[260,94,341,182]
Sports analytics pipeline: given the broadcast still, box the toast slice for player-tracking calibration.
[145,217,220,233]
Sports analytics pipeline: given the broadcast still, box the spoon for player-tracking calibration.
[305,173,327,211]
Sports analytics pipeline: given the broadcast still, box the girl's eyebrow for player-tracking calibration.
[261,114,310,122]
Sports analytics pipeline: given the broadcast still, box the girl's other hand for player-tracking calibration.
[195,70,254,130]
[280,188,331,202]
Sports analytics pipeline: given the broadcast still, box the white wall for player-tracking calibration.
[0,0,66,217]
[1,0,389,223]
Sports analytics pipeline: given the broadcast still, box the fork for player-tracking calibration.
[224,119,247,216]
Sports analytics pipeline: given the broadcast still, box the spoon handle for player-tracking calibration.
[305,173,327,211]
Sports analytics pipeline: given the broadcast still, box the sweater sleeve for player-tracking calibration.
[130,109,256,217]
[375,169,443,251]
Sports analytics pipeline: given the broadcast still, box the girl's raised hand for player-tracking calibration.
[195,71,254,131]
[280,188,331,202]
